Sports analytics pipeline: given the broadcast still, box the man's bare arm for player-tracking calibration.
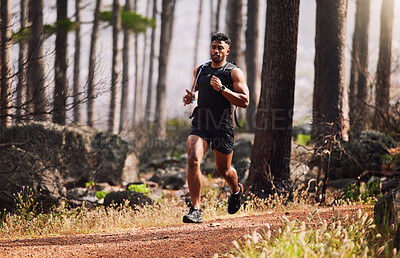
[210,68,249,108]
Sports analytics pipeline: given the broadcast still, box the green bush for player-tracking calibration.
[95,191,109,201]
[341,180,381,204]
[128,184,150,195]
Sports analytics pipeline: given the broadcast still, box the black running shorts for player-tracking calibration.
[188,117,235,155]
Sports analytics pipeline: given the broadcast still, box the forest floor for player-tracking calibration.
[0,204,371,257]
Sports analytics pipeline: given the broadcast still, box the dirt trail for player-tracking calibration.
[0,204,371,257]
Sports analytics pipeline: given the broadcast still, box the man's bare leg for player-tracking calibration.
[187,135,209,209]
[214,149,243,214]
[213,149,239,193]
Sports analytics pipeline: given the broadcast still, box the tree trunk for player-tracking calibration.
[245,0,260,133]
[139,0,151,130]
[15,0,28,123]
[215,0,222,33]
[145,0,157,129]
[154,0,176,138]
[53,0,68,125]
[194,0,203,67]
[87,0,102,127]
[119,0,131,133]
[373,0,394,131]
[312,0,348,144]
[225,0,243,66]
[73,0,81,124]
[246,0,300,197]
[349,0,370,134]
[210,0,215,35]
[132,0,142,129]
[1,0,12,133]
[27,0,48,122]
[108,0,121,132]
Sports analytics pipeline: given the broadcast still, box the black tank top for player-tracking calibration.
[196,62,236,126]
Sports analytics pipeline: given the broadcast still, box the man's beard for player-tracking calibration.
[212,55,222,63]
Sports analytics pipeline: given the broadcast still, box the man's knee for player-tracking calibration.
[188,154,201,171]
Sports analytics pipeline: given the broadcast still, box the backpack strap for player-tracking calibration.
[194,61,211,90]
[222,62,242,128]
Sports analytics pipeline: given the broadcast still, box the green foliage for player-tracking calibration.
[341,180,381,204]
[173,149,181,159]
[95,191,109,201]
[13,187,40,221]
[128,184,150,195]
[296,134,311,146]
[85,181,95,189]
[44,19,75,37]
[11,27,30,43]
[98,9,155,33]
[381,154,398,165]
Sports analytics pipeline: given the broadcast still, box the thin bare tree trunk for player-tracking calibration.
[73,0,81,124]
[132,0,141,129]
[1,0,12,133]
[139,0,151,130]
[16,0,28,123]
[210,0,215,35]
[145,0,157,128]
[119,0,131,133]
[108,0,121,132]
[225,0,242,66]
[154,0,176,137]
[245,0,260,132]
[373,0,394,131]
[87,0,102,127]
[194,0,203,67]
[349,0,370,134]
[27,0,48,122]
[215,0,222,33]
[53,0,68,125]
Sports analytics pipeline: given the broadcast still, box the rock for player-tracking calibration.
[0,146,66,212]
[200,161,218,177]
[233,158,250,184]
[0,191,16,212]
[121,153,140,185]
[66,187,97,203]
[0,122,139,187]
[0,122,140,211]
[327,178,357,189]
[329,131,398,179]
[145,157,182,170]
[374,188,400,248]
[148,169,166,184]
[103,190,153,208]
[94,182,112,192]
[232,133,254,164]
[160,172,186,190]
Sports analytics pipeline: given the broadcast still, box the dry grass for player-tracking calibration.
[0,179,320,240]
[219,209,397,258]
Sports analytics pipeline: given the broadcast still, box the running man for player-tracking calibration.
[182,32,249,223]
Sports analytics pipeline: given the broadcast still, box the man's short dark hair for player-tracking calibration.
[211,32,231,46]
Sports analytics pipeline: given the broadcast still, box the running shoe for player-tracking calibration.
[228,183,243,214]
[183,207,203,223]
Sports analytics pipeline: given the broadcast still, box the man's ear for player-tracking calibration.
[227,49,230,55]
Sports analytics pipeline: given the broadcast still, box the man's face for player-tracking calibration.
[210,40,230,63]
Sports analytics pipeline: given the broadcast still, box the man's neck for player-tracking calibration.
[211,60,227,68]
